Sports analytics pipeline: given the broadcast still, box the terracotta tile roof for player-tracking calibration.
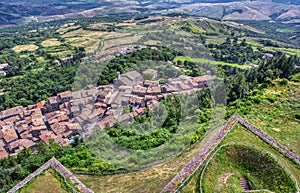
[144,80,159,87]
[145,95,158,101]
[9,139,35,153]
[30,125,46,132]
[135,108,145,115]
[58,91,72,99]
[66,123,82,131]
[161,84,178,93]
[48,96,61,105]
[16,124,29,134]
[20,131,32,139]
[71,91,82,99]
[57,115,69,122]
[27,104,37,110]
[178,82,192,90]
[95,108,106,115]
[133,86,147,95]
[146,86,161,94]
[87,88,98,96]
[54,136,70,147]
[36,100,46,109]
[0,106,24,120]
[98,115,116,129]
[0,146,8,159]
[50,122,59,130]
[1,126,18,143]
[94,102,107,108]
[193,75,213,83]
[117,114,132,123]
[39,131,56,145]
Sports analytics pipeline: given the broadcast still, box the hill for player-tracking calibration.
[0,0,300,26]
[169,1,300,21]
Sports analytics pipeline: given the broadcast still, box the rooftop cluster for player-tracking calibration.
[0,68,213,159]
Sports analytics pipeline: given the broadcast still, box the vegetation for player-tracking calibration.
[174,56,248,69]
[180,80,300,193]
[18,168,73,193]
[202,145,297,193]
[0,13,299,193]
[0,140,113,193]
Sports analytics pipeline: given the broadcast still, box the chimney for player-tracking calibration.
[117,71,121,80]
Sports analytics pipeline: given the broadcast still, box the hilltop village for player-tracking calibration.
[0,67,212,159]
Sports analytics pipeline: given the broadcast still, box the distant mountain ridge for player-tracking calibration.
[0,0,299,26]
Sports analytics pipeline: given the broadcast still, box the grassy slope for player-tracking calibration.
[181,124,300,193]
[180,81,300,192]
[174,56,250,69]
[202,144,297,193]
[18,168,72,193]
[238,81,300,155]
[76,126,222,193]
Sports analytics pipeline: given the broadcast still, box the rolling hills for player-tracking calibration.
[0,0,300,27]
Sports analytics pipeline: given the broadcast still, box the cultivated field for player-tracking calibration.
[12,44,39,53]
[41,38,62,47]
[62,29,110,51]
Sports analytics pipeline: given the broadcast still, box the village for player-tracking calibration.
[0,66,213,159]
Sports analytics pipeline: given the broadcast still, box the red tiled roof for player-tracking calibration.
[146,86,161,94]
[193,75,213,83]
[1,126,18,143]
[36,101,45,109]
[0,146,8,159]
[98,115,116,129]
[39,131,56,145]
[58,91,72,99]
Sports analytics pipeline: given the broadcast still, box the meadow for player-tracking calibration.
[174,56,250,69]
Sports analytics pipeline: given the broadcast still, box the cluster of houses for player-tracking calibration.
[0,68,213,159]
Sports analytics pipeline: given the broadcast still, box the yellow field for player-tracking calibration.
[62,29,110,51]
[41,38,62,47]
[56,23,80,35]
[89,23,113,30]
[102,35,143,50]
[115,22,137,27]
[12,44,39,53]
[144,40,162,45]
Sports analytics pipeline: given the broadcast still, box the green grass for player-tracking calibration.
[174,56,250,69]
[180,81,300,193]
[233,81,300,155]
[202,144,297,193]
[76,124,222,193]
[264,47,300,56]
[180,123,300,193]
[188,22,206,33]
[18,168,72,193]
[276,28,297,33]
